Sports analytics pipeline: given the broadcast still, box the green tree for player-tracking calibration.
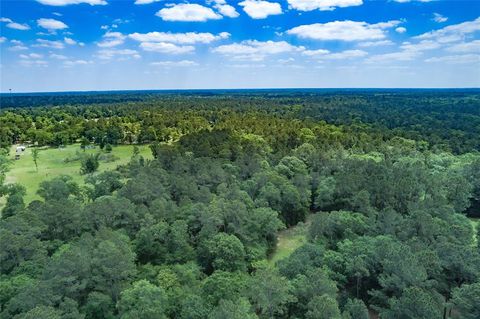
[306,295,342,319]
[203,233,246,272]
[380,287,442,319]
[31,148,39,172]
[342,298,369,319]
[80,154,100,175]
[209,298,257,319]
[248,268,294,319]
[117,280,167,319]
[451,282,480,319]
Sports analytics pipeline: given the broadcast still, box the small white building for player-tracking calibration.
[16,145,26,154]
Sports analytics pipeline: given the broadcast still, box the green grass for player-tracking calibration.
[269,220,309,266]
[3,144,152,205]
[471,218,479,247]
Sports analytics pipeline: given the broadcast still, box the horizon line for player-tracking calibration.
[1,87,480,95]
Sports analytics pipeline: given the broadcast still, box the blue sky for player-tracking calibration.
[0,0,479,92]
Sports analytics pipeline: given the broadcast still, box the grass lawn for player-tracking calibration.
[3,143,152,206]
[269,219,309,266]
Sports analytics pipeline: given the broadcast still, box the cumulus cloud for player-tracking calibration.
[425,54,480,64]
[415,17,480,43]
[34,39,65,49]
[0,37,6,43]
[37,18,68,31]
[63,59,92,67]
[97,48,140,60]
[9,40,28,51]
[287,20,401,41]
[151,60,199,67]
[97,31,126,47]
[0,17,30,30]
[20,59,48,67]
[9,45,28,51]
[156,4,222,22]
[140,42,195,54]
[287,0,363,12]
[213,40,304,61]
[20,53,44,59]
[304,49,367,59]
[134,0,161,4]
[210,0,239,18]
[358,40,394,47]
[365,50,419,63]
[400,40,440,51]
[129,31,230,44]
[433,13,448,23]
[36,0,107,5]
[239,0,282,19]
[50,53,68,59]
[302,49,330,56]
[446,40,480,53]
[395,27,407,33]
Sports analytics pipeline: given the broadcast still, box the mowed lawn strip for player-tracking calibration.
[4,144,152,205]
[269,219,309,266]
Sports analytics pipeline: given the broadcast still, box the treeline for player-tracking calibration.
[1,130,480,318]
[1,90,480,153]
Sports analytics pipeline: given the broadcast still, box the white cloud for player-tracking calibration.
[34,39,65,49]
[395,27,407,33]
[0,17,30,30]
[400,40,440,51]
[20,59,48,67]
[20,53,44,59]
[63,59,92,67]
[0,37,6,43]
[425,54,480,64]
[97,31,126,47]
[140,42,195,54]
[64,37,77,45]
[156,4,222,22]
[213,1,240,18]
[129,31,230,44]
[358,40,394,47]
[37,18,68,31]
[433,13,448,23]
[134,0,161,4]
[9,45,28,51]
[287,20,401,41]
[36,0,107,5]
[415,17,480,43]
[50,53,68,59]
[151,60,199,67]
[97,49,141,60]
[365,50,419,63]
[213,40,304,61]
[302,49,330,56]
[446,40,480,53]
[287,0,362,11]
[239,0,282,19]
[305,49,367,59]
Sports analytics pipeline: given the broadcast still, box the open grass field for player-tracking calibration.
[268,218,309,266]
[2,143,152,206]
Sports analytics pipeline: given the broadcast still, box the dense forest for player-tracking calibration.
[0,90,479,319]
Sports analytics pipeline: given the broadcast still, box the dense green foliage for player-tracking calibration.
[0,90,479,319]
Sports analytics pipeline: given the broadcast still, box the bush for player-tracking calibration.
[80,154,100,175]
